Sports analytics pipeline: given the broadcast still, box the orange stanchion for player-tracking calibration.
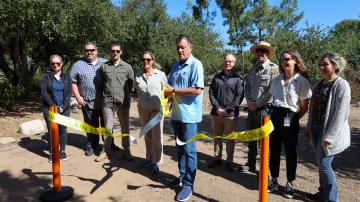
[259,115,270,202]
[40,105,73,202]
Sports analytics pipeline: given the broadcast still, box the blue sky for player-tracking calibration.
[164,0,360,48]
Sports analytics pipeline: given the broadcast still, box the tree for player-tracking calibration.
[0,0,123,94]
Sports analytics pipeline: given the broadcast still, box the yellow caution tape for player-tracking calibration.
[49,111,133,140]
[176,120,274,145]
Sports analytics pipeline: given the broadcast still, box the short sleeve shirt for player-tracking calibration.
[70,57,107,101]
[168,55,204,123]
[135,69,167,111]
[270,73,312,112]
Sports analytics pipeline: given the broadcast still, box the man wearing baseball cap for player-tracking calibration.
[240,41,279,173]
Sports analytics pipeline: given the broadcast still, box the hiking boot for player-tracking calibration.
[176,186,192,202]
[207,159,222,168]
[85,146,94,156]
[60,151,68,161]
[268,179,279,193]
[225,162,237,172]
[95,151,108,162]
[123,150,134,162]
[283,183,295,199]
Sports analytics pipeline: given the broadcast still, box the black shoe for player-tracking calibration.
[48,154,52,163]
[207,159,222,168]
[123,150,134,162]
[225,162,237,172]
[283,183,295,199]
[305,192,322,201]
[85,146,94,156]
[60,151,68,161]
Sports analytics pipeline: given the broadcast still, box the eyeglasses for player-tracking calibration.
[280,57,293,63]
[111,50,121,54]
[51,62,61,66]
[84,49,96,53]
[142,58,152,62]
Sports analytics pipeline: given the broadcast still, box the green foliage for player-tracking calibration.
[0,78,24,109]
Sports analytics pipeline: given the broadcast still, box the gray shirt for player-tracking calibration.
[100,59,134,108]
[135,69,167,111]
[244,59,279,107]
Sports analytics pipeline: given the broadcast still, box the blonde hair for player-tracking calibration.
[49,54,63,63]
[319,52,347,75]
[143,51,161,70]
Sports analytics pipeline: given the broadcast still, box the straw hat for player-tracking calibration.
[250,41,275,58]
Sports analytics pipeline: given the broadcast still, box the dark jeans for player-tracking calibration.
[43,106,70,152]
[246,111,262,168]
[269,106,299,182]
[81,105,103,150]
[171,120,198,188]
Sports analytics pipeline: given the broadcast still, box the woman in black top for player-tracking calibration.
[40,55,72,162]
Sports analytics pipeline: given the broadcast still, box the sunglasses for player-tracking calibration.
[142,58,152,62]
[255,48,268,53]
[110,50,121,54]
[84,49,96,53]
[280,57,293,63]
[51,62,61,66]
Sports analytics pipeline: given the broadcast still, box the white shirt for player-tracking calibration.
[270,73,312,112]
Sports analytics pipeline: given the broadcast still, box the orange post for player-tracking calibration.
[40,106,73,201]
[50,105,61,191]
[259,115,270,202]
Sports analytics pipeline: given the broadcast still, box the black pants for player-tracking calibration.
[81,105,103,150]
[269,106,299,182]
[43,106,70,152]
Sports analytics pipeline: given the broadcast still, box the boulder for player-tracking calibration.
[19,119,46,136]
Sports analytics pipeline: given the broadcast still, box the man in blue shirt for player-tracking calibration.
[165,35,204,202]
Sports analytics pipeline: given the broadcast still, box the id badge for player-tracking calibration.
[284,117,291,127]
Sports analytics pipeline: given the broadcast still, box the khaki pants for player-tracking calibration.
[103,103,130,151]
[212,116,237,162]
[138,107,163,165]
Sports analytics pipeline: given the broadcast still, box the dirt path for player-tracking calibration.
[1,92,359,201]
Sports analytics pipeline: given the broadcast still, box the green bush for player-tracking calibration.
[0,79,24,109]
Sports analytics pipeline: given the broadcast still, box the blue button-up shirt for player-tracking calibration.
[168,55,204,123]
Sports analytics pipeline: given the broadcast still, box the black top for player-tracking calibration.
[312,78,337,124]
[209,70,244,117]
[39,71,72,110]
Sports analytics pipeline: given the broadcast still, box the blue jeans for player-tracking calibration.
[312,125,338,202]
[171,121,198,188]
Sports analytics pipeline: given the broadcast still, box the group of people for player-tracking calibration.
[39,36,351,202]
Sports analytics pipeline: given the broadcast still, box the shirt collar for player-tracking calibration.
[179,55,194,67]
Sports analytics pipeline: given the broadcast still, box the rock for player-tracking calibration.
[70,97,80,109]
[19,119,46,136]
[0,137,16,145]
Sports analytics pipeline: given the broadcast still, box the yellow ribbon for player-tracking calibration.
[176,120,274,145]
[49,111,133,140]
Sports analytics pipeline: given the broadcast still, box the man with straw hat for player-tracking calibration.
[239,41,279,173]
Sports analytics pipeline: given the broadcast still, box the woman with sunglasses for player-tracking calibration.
[135,51,167,174]
[267,50,312,198]
[305,53,351,202]
[40,55,72,162]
